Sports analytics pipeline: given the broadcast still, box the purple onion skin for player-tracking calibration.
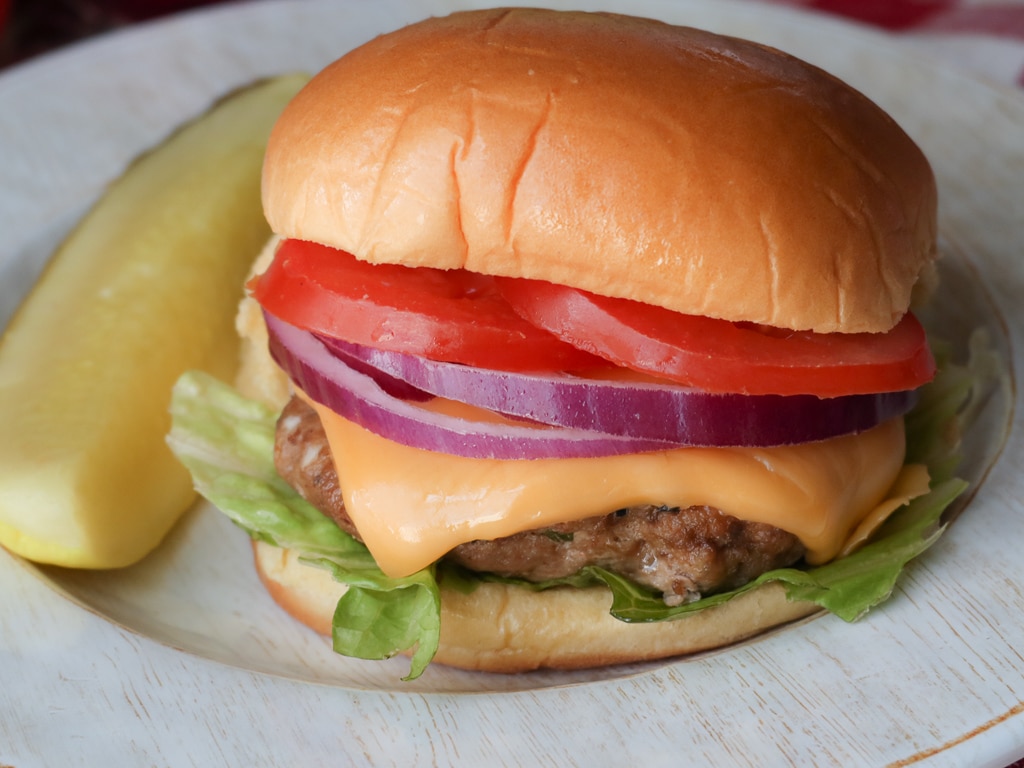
[265,312,676,460]
[316,334,918,448]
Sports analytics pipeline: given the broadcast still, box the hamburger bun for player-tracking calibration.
[241,8,938,674]
[253,539,818,673]
[262,7,936,334]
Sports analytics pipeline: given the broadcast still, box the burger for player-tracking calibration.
[169,8,967,679]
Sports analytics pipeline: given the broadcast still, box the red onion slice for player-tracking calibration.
[316,335,918,447]
[264,312,676,459]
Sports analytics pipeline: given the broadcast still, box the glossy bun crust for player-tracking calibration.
[253,540,818,673]
[262,8,937,333]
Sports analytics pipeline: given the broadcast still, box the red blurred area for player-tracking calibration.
[0,0,221,67]
[803,0,955,29]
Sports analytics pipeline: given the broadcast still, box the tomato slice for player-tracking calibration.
[255,239,934,396]
[496,278,935,396]
[252,239,607,371]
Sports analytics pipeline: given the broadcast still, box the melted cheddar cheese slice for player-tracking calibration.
[303,395,930,579]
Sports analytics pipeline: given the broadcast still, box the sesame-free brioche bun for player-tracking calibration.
[262,7,937,334]
[252,540,818,673]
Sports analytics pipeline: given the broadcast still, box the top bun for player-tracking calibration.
[262,8,936,333]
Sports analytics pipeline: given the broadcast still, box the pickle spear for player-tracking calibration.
[0,73,308,568]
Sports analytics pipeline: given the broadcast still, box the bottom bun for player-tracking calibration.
[253,539,820,673]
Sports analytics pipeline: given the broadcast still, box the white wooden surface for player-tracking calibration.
[2,1,1024,765]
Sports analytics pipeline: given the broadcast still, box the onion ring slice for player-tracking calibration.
[316,334,918,447]
[265,312,677,459]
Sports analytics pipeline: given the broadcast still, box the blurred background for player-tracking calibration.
[3,0,1016,71]
[0,0,223,67]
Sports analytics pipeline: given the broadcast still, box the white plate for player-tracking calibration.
[1,0,1023,765]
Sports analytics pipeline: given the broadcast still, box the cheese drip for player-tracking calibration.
[303,395,927,579]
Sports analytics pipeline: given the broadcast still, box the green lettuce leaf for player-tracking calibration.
[167,373,439,680]
[469,470,964,624]
[166,331,990,678]
[568,476,965,623]
[474,339,983,624]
